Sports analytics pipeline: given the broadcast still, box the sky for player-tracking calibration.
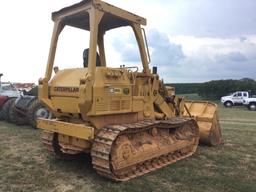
[0,0,255,83]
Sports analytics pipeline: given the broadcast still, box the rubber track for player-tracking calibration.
[91,118,199,181]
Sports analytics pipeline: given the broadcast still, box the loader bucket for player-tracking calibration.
[183,100,222,146]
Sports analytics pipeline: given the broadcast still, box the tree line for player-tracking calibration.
[167,78,256,99]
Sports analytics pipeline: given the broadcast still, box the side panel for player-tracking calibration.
[89,113,139,129]
[89,68,133,115]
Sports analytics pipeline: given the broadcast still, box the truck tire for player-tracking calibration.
[8,101,28,125]
[1,98,16,121]
[0,96,9,120]
[248,103,256,111]
[0,108,5,120]
[224,101,233,107]
[27,99,52,128]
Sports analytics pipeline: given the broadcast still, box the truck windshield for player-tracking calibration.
[2,84,16,91]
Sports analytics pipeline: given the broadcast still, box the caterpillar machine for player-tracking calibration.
[38,0,221,181]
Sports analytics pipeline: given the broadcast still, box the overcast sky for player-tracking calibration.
[0,0,255,83]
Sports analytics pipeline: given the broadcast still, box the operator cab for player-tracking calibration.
[39,0,151,117]
[41,0,149,82]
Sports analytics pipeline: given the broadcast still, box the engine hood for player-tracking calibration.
[50,68,89,97]
[221,95,232,102]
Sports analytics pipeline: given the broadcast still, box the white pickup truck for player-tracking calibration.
[221,91,249,107]
[221,91,256,111]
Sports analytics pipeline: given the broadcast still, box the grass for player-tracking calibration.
[0,94,256,192]
[179,93,220,104]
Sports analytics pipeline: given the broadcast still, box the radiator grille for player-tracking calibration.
[96,102,108,111]
[121,100,130,110]
[96,98,131,112]
[110,100,120,111]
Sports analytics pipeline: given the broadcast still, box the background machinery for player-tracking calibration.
[38,0,221,181]
[0,73,52,128]
[9,94,53,127]
[0,73,22,121]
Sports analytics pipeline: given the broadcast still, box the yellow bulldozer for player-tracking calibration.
[38,0,221,181]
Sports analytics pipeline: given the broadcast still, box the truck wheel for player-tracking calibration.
[0,97,9,120]
[0,109,4,121]
[8,101,28,125]
[1,98,16,121]
[224,101,233,107]
[27,99,52,128]
[0,108,5,120]
[248,103,256,111]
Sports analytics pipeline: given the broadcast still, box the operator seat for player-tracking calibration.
[83,48,101,67]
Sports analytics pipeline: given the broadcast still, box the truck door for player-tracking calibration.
[232,92,243,104]
[243,92,248,98]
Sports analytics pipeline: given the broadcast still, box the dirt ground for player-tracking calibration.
[0,105,255,192]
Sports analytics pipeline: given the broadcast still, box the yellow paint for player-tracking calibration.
[37,118,94,140]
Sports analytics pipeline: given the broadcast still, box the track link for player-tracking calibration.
[91,118,199,181]
[41,131,84,158]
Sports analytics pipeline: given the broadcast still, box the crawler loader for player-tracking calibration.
[38,0,221,181]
